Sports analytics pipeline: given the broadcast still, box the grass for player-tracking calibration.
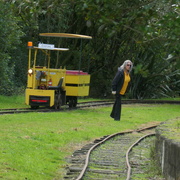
[131,137,164,180]
[0,95,27,109]
[149,139,163,177]
[157,117,180,142]
[0,95,180,179]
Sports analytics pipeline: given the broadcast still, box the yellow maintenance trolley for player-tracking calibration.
[25,33,92,109]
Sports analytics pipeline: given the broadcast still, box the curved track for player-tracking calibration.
[126,133,155,180]
[64,125,160,179]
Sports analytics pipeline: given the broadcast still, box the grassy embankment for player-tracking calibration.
[0,95,179,179]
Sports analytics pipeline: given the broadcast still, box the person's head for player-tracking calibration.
[120,60,133,73]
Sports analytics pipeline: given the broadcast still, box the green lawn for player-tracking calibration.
[0,96,179,179]
[0,95,27,109]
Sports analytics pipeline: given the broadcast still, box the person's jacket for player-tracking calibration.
[112,67,125,94]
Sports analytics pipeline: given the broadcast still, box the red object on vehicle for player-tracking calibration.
[48,78,52,86]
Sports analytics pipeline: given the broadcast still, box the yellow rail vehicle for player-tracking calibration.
[25,33,92,109]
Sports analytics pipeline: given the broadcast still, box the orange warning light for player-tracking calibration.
[28,41,33,47]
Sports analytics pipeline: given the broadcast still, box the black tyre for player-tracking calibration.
[54,93,62,109]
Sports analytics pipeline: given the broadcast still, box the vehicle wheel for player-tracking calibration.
[68,97,77,108]
[73,97,77,107]
[68,99,73,108]
[58,94,62,109]
[54,93,61,109]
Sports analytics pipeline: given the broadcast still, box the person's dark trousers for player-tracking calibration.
[110,94,121,121]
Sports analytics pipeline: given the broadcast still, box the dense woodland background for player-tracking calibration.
[0,0,179,99]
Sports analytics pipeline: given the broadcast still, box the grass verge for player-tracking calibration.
[0,97,179,179]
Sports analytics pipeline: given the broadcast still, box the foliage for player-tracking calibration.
[0,1,24,95]
[1,0,180,98]
[129,0,180,98]
[68,0,180,98]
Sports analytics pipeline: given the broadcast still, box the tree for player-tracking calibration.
[3,0,180,98]
[129,0,180,98]
[0,1,24,95]
[73,0,180,98]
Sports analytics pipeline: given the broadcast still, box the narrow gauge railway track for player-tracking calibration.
[0,99,179,115]
[121,99,180,104]
[0,101,113,115]
[0,108,57,115]
[64,125,160,180]
[79,99,180,105]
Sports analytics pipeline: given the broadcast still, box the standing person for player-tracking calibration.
[110,60,133,121]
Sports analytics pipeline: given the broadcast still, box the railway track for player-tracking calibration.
[0,107,58,115]
[64,125,165,180]
[0,101,113,115]
[121,99,180,104]
[0,99,179,115]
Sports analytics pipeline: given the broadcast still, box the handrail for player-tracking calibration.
[39,33,92,39]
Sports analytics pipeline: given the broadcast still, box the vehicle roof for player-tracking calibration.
[39,33,92,39]
[34,47,69,51]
